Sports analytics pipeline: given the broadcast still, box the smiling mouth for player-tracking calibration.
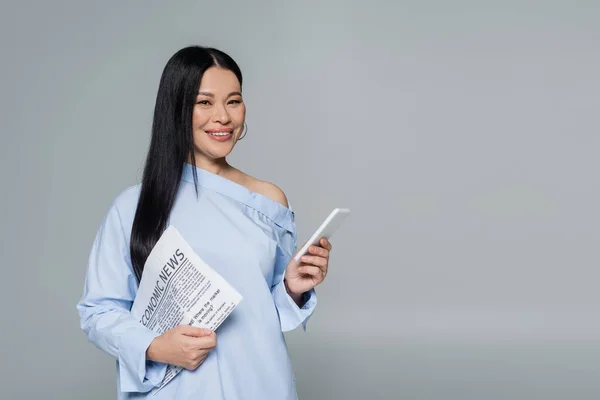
[205,130,234,142]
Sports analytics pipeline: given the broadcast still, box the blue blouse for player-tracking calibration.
[76,163,317,399]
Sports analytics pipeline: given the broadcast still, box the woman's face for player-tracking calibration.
[192,66,246,162]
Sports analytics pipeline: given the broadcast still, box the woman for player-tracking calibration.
[77,46,332,399]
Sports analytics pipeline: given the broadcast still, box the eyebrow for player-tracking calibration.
[197,91,242,98]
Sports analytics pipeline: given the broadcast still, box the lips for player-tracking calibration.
[205,129,233,142]
[206,131,232,136]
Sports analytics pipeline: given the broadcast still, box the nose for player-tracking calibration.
[211,102,231,125]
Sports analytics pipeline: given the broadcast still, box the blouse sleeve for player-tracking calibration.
[76,201,168,393]
[270,204,318,332]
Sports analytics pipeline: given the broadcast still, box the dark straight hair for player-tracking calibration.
[130,45,243,282]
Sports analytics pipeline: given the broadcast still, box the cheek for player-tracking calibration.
[192,108,211,127]
[233,105,246,123]
[192,110,210,148]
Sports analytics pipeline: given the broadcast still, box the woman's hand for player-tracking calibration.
[146,325,217,370]
[284,238,332,304]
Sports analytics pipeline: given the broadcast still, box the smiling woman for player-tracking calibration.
[192,68,246,154]
[75,45,333,400]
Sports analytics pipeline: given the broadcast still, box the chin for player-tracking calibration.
[195,143,235,159]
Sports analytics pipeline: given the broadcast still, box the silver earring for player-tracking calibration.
[238,122,248,140]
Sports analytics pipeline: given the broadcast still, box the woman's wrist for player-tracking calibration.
[284,278,305,307]
[146,337,162,362]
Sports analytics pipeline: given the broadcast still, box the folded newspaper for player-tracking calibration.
[130,225,243,394]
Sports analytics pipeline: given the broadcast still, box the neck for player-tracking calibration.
[189,155,231,176]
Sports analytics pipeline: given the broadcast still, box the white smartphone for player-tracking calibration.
[294,208,351,262]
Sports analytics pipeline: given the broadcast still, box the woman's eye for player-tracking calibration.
[197,100,211,105]
[228,99,242,105]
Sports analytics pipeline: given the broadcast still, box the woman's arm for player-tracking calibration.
[76,202,168,393]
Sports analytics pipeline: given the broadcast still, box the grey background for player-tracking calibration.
[1,1,599,399]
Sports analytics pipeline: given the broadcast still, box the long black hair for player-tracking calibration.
[130,45,243,282]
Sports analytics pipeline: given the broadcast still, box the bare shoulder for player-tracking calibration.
[254,180,289,208]
[238,171,288,208]
[230,167,289,207]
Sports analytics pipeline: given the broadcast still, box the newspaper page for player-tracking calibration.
[130,225,243,394]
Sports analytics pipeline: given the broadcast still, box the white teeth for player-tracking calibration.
[208,132,231,136]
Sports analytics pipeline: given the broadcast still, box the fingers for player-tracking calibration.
[178,325,217,349]
[181,332,217,370]
[185,352,209,370]
[301,241,331,280]
[177,325,213,337]
[320,237,332,251]
[190,332,217,350]
[307,244,329,258]
[298,265,326,280]
[300,255,327,268]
